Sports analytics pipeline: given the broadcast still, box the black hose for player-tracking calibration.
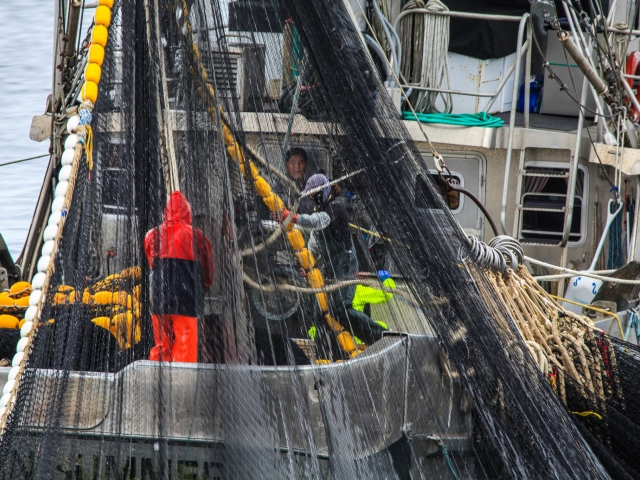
[447,184,499,237]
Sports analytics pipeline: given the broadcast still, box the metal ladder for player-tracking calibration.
[501,8,597,251]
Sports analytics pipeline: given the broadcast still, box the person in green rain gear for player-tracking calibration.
[308,270,396,346]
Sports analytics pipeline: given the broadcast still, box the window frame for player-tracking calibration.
[425,169,465,214]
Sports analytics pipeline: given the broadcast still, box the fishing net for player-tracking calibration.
[0,0,635,478]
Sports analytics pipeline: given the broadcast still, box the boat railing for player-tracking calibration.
[393,10,535,240]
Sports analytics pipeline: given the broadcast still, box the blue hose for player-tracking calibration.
[402,111,505,128]
[607,201,624,269]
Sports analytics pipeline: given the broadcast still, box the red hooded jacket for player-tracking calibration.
[144,191,214,316]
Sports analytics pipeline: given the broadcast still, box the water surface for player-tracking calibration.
[0,2,92,260]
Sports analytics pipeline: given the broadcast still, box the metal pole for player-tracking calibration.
[632,176,640,260]
[524,19,532,129]
[500,13,530,235]
[484,46,522,112]
[509,19,532,240]
[399,85,495,97]
[61,0,83,84]
[560,41,591,248]
[393,9,523,27]
[564,3,605,116]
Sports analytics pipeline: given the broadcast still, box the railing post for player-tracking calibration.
[499,13,530,236]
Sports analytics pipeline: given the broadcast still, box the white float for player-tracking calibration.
[31,273,46,290]
[66,115,80,134]
[2,381,14,396]
[58,164,72,182]
[0,394,11,408]
[51,196,65,213]
[48,211,62,226]
[20,321,34,338]
[43,224,58,242]
[36,255,51,273]
[64,134,78,150]
[11,352,24,368]
[28,290,42,306]
[54,181,69,198]
[41,240,55,256]
[16,338,29,353]
[61,148,75,166]
[7,367,19,382]
[24,306,38,322]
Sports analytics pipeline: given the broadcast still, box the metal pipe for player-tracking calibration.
[484,44,523,112]
[500,13,530,235]
[624,73,640,80]
[564,3,605,116]
[560,40,592,248]
[607,26,640,34]
[17,157,54,279]
[400,85,495,97]
[63,0,83,61]
[632,176,640,260]
[524,20,532,129]
[607,0,619,25]
[393,9,523,27]
[509,19,533,240]
[557,31,608,95]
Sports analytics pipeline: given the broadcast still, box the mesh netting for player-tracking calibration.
[0,0,635,478]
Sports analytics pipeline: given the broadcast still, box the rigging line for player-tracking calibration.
[533,269,616,280]
[0,154,50,168]
[299,168,366,199]
[526,255,640,284]
[560,35,619,196]
[591,0,620,80]
[242,272,422,306]
[561,0,619,84]
[348,222,412,248]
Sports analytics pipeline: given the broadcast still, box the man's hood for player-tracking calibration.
[163,191,192,225]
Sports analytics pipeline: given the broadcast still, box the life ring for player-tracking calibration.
[625,51,640,122]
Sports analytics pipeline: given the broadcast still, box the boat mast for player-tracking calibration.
[19,0,86,281]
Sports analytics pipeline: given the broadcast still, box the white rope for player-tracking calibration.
[525,256,640,284]
[398,0,452,113]
[533,270,616,281]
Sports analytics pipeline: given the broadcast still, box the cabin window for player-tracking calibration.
[518,163,588,245]
[415,172,464,213]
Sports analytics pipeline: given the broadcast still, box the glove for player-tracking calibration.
[377,270,391,282]
[275,209,298,224]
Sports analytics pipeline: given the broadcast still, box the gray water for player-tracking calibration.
[0,2,93,261]
[0,1,54,260]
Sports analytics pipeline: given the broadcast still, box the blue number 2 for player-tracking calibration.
[573,277,581,287]
[592,283,597,295]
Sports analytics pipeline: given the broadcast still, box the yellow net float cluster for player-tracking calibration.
[91,311,141,351]
[0,281,34,309]
[80,0,113,104]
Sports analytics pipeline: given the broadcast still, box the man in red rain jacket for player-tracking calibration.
[144,191,214,362]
